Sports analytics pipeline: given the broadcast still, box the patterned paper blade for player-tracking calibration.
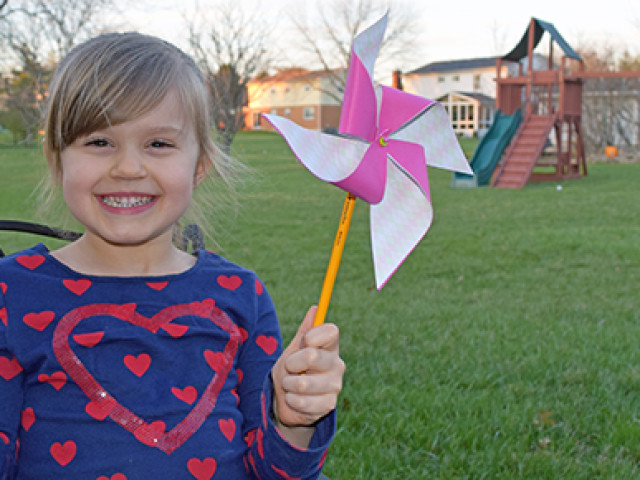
[263,12,471,290]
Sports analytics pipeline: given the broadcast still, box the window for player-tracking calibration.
[284,108,291,117]
[270,108,277,115]
[452,75,460,82]
[438,76,445,83]
[303,107,315,120]
[252,112,261,128]
[473,74,481,91]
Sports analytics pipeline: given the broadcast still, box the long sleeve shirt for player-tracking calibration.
[0,244,333,479]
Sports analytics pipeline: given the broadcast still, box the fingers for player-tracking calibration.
[284,325,340,374]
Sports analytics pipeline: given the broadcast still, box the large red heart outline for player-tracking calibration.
[51,300,241,455]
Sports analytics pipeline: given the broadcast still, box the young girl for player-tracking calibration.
[0,32,344,479]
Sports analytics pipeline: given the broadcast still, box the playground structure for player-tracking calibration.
[462,17,640,189]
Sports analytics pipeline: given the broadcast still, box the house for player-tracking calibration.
[244,68,345,132]
[399,57,505,137]
[399,55,553,137]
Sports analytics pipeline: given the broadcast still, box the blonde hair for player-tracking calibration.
[41,32,240,245]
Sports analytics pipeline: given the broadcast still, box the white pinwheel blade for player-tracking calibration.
[263,114,369,183]
[370,156,433,289]
[392,103,472,175]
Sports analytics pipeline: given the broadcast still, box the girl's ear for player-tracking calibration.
[194,155,212,187]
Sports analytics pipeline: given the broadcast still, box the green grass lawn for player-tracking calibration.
[1,133,639,478]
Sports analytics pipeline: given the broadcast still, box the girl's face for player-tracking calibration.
[59,91,208,250]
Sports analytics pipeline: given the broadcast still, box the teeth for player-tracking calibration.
[101,195,153,208]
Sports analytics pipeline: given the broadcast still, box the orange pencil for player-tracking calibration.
[313,193,357,327]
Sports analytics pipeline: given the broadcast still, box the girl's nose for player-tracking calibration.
[110,147,147,179]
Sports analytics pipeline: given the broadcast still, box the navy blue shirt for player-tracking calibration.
[0,244,333,479]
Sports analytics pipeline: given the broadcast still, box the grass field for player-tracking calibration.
[1,133,639,478]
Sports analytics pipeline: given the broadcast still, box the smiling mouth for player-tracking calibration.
[100,195,155,208]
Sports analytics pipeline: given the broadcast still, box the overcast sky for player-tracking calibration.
[117,0,640,76]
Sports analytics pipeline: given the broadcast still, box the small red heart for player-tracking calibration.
[161,323,189,338]
[85,397,116,421]
[0,282,7,294]
[0,307,7,327]
[203,350,226,372]
[254,279,263,295]
[256,335,278,355]
[97,474,127,480]
[63,278,91,296]
[38,371,67,390]
[73,331,104,348]
[16,254,45,270]
[50,440,76,466]
[0,432,8,444]
[236,368,244,384]
[187,457,217,480]
[219,418,236,442]
[21,407,35,431]
[0,356,23,380]
[217,275,242,291]
[23,311,55,331]
[124,353,151,377]
[239,327,248,343]
[146,281,168,291]
[134,421,165,446]
[171,386,197,405]
[231,388,239,405]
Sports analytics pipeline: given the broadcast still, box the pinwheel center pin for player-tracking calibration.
[378,136,388,147]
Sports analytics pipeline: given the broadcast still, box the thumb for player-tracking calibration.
[283,306,317,355]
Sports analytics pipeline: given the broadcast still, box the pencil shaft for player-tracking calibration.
[314,193,357,327]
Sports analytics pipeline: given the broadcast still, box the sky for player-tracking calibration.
[118,0,640,76]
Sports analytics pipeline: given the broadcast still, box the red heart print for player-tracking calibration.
[172,386,197,405]
[0,432,8,444]
[217,275,242,291]
[16,254,45,270]
[21,407,35,431]
[85,397,116,421]
[73,331,104,348]
[38,371,67,390]
[0,282,7,294]
[63,278,91,296]
[219,418,235,442]
[52,301,241,455]
[124,353,151,377]
[0,307,7,327]
[0,356,23,380]
[97,474,127,480]
[187,457,217,480]
[134,421,166,446]
[236,368,244,384]
[23,311,55,331]
[204,350,227,372]
[161,322,189,338]
[256,335,278,355]
[239,327,248,343]
[50,440,76,466]
[146,281,168,291]
[254,279,263,295]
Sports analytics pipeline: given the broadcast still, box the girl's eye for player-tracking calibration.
[148,140,174,149]
[85,138,110,148]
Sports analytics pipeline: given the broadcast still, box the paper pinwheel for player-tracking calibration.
[263,13,472,324]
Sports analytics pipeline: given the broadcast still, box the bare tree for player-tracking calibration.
[575,43,640,152]
[285,0,423,98]
[0,0,117,143]
[186,1,273,151]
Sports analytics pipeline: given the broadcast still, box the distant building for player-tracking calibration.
[400,57,504,137]
[244,68,346,132]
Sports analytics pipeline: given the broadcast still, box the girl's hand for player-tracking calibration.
[271,306,345,447]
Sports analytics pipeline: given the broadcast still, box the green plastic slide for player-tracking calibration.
[451,109,522,188]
